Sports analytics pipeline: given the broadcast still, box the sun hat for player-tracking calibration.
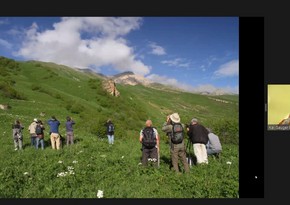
[191,118,198,123]
[170,113,180,123]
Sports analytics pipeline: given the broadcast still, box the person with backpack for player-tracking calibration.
[139,120,160,167]
[47,116,61,150]
[162,113,189,174]
[187,118,209,164]
[35,120,45,150]
[28,118,38,148]
[12,119,24,150]
[66,116,75,146]
[105,119,115,145]
[206,128,222,158]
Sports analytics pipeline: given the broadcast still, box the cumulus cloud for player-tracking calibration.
[148,42,166,55]
[214,59,239,77]
[146,74,238,94]
[161,58,190,68]
[15,17,151,76]
[0,38,12,49]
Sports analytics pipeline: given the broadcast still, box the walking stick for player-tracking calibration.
[157,146,160,168]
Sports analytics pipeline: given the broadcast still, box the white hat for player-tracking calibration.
[191,118,198,123]
[33,118,38,122]
[170,113,180,123]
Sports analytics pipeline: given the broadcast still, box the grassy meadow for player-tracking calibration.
[0,56,239,198]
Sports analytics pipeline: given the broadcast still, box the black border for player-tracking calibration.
[1,4,267,203]
[239,17,264,198]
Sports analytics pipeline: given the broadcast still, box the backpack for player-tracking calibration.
[13,128,22,140]
[35,124,42,135]
[171,123,184,144]
[108,123,114,133]
[142,127,157,148]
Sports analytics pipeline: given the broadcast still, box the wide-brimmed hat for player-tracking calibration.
[170,113,180,123]
[191,118,198,123]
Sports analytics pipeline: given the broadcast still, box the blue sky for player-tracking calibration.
[0,17,239,94]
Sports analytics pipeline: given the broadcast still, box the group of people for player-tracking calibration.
[12,113,222,174]
[139,113,222,174]
[12,116,75,150]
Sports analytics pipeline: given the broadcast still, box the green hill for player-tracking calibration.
[0,56,239,198]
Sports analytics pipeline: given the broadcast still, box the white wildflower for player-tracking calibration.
[148,158,152,161]
[58,160,63,164]
[121,156,124,159]
[57,172,67,177]
[67,166,74,170]
[72,160,78,164]
[87,164,91,167]
[69,171,75,175]
[23,172,29,175]
[226,161,232,165]
[97,190,103,198]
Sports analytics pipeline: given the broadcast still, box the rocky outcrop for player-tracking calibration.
[112,72,152,86]
[102,79,120,97]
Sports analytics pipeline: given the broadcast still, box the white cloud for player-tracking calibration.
[0,38,12,49]
[214,59,239,77]
[161,58,190,68]
[149,42,166,55]
[15,17,151,76]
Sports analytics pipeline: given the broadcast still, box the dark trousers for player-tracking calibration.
[141,147,158,167]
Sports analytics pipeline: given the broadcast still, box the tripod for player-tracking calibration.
[186,138,194,166]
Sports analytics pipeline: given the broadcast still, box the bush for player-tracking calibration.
[209,119,238,145]
[66,102,85,114]
[0,82,26,100]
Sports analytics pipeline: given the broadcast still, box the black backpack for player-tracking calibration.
[108,123,114,133]
[171,123,184,144]
[142,127,157,148]
[35,124,42,135]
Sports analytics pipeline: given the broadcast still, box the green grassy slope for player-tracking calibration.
[0,56,239,198]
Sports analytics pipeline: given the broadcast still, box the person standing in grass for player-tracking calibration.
[47,116,61,150]
[139,120,160,167]
[35,120,45,150]
[66,116,75,145]
[162,113,189,174]
[187,118,209,164]
[12,119,24,150]
[28,118,38,147]
[104,119,115,145]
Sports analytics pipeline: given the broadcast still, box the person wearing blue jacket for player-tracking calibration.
[47,116,61,150]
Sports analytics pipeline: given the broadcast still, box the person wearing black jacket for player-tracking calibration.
[187,118,209,164]
[104,119,115,145]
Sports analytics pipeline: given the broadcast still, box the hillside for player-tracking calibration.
[0,56,238,141]
[0,56,239,198]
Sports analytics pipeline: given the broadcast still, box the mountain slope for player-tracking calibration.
[0,56,238,143]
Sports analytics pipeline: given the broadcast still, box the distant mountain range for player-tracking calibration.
[28,60,237,96]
